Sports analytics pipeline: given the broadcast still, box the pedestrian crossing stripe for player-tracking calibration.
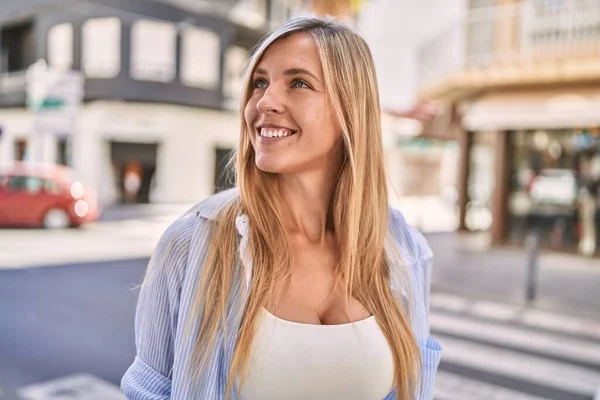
[430,292,600,342]
[437,333,600,397]
[435,370,548,400]
[430,312,600,368]
[17,374,124,400]
[427,292,600,400]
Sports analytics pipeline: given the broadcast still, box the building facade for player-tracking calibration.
[418,0,600,255]
[354,0,465,232]
[0,0,301,205]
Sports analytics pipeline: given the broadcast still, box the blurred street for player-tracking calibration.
[0,204,192,269]
[0,258,143,400]
[429,233,600,318]
[1,205,599,400]
[2,0,600,399]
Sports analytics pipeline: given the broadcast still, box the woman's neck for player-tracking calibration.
[277,172,337,244]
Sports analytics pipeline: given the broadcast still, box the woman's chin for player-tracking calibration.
[254,157,289,174]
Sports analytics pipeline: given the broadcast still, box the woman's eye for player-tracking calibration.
[253,79,267,89]
[292,80,310,89]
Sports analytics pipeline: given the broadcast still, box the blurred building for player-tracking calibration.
[0,0,300,205]
[354,0,465,232]
[418,0,600,255]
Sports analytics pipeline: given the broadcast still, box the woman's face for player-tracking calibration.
[244,32,342,175]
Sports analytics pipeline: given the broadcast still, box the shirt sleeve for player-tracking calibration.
[121,215,196,399]
[408,228,442,400]
[415,255,442,400]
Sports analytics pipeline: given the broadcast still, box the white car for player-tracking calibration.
[529,169,578,206]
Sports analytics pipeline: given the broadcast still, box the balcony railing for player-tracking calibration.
[418,0,600,91]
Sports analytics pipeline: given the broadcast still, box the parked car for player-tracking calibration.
[0,163,100,228]
[528,168,578,208]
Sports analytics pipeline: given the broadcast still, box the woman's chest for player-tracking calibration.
[265,240,371,325]
[238,308,395,400]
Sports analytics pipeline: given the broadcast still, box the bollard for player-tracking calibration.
[526,232,540,305]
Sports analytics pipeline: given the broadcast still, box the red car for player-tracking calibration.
[0,163,100,228]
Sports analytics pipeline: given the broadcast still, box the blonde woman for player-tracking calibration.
[122,15,441,400]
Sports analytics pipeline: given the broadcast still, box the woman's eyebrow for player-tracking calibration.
[283,68,321,83]
[253,67,321,83]
[254,67,268,75]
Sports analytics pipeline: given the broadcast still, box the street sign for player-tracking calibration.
[26,59,84,135]
[25,59,84,163]
[38,97,67,110]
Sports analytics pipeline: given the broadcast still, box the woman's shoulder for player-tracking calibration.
[164,186,240,238]
[148,190,243,284]
[388,207,433,265]
[152,188,241,270]
[188,188,241,221]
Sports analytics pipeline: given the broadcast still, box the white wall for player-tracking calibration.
[0,109,60,167]
[0,109,31,168]
[0,103,241,205]
[74,101,240,205]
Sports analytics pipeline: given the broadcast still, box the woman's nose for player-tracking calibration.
[256,86,285,114]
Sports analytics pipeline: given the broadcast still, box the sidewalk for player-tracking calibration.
[97,203,195,222]
[427,231,600,323]
[0,204,193,269]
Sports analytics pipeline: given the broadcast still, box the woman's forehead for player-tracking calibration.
[255,32,323,75]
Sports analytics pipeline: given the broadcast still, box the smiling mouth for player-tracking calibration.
[258,127,297,139]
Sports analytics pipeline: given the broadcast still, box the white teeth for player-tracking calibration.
[260,128,292,138]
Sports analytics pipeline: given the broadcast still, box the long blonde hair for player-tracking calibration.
[189,15,421,399]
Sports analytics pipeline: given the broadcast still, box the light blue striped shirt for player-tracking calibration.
[121,188,442,399]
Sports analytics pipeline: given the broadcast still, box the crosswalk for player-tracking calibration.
[430,293,600,400]
[17,374,125,400]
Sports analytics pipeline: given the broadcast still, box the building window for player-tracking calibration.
[1,22,34,72]
[47,23,73,71]
[82,18,121,78]
[8,176,44,194]
[180,27,220,89]
[223,46,248,109]
[131,20,176,82]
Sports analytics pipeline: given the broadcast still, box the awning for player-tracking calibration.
[383,102,458,141]
[462,87,600,131]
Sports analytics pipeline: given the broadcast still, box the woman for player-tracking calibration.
[122,15,441,400]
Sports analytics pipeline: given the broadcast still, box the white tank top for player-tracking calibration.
[237,308,394,400]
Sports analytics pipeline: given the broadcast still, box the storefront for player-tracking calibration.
[459,87,600,256]
[506,128,600,255]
